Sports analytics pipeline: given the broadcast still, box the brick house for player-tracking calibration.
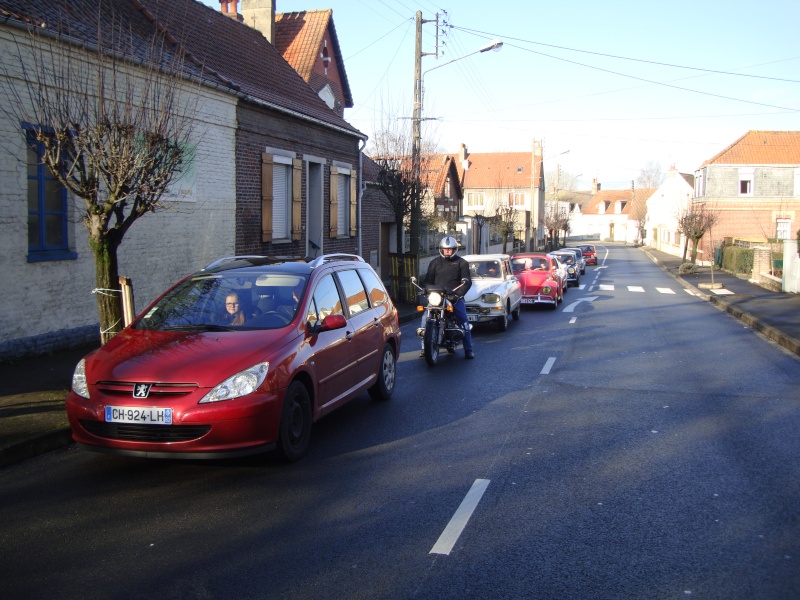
[692,130,800,263]
[456,143,546,253]
[0,0,370,359]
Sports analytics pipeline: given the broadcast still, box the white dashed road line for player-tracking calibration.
[430,479,491,556]
[541,357,557,374]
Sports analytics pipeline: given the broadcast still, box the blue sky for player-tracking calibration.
[199,0,800,189]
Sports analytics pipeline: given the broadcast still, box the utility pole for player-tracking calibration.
[411,11,438,255]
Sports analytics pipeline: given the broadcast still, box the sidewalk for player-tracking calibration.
[2,255,799,467]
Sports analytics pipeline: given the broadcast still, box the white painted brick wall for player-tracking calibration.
[0,29,238,358]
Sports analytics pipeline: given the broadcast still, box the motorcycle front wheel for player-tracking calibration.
[423,319,440,366]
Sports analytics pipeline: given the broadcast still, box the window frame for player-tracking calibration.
[24,124,77,262]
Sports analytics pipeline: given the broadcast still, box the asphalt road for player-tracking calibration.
[2,245,799,600]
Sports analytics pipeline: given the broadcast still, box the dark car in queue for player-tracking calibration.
[562,247,587,274]
[65,254,402,462]
[551,250,581,287]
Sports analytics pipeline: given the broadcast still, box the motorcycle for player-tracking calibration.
[411,276,469,366]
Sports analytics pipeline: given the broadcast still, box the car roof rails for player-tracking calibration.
[306,254,365,269]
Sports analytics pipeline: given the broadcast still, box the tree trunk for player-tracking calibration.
[90,236,123,345]
[690,238,700,264]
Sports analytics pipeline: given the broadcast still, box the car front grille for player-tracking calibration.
[80,420,211,443]
[94,381,198,399]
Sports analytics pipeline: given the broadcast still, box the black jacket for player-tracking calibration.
[424,255,472,297]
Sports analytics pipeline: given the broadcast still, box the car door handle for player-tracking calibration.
[372,318,381,327]
[345,331,354,340]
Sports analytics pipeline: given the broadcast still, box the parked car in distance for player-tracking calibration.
[511,253,563,309]
[462,254,522,331]
[562,247,587,274]
[65,254,402,462]
[551,250,581,287]
[578,244,598,265]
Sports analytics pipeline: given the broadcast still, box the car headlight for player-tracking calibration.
[481,293,501,304]
[568,267,575,274]
[72,358,89,399]
[200,362,269,403]
[542,286,552,294]
[428,292,443,307]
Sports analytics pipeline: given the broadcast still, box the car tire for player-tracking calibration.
[276,381,312,462]
[511,303,521,321]
[368,343,396,402]
[498,308,509,332]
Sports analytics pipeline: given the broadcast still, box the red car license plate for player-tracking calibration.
[105,406,173,425]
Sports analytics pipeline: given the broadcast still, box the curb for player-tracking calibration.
[1,427,72,468]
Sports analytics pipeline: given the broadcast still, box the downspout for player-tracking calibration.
[358,136,368,257]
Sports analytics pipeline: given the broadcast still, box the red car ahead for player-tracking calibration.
[511,253,564,309]
[65,255,401,462]
[578,244,598,265]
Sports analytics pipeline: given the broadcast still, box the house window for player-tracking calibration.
[337,169,350,236]
[25,127,76,262]
[272,158,292,240]
[445,177,451,198]
[776,219,791,240]
[467,192,484,208]
[739,168,754,196]
[508,192,525,206]
[262,150,301,243]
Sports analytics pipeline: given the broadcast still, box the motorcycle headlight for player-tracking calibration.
[428,292,443,307]
[72,358,89,399]
[481,293,501,304]
[200,362,269,403]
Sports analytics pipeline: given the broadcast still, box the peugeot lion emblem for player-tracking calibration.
[133,383,152,399]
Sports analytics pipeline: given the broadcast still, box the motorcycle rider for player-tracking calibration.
[420,236,474,359]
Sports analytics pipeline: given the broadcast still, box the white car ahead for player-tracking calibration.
[462,254,522,332]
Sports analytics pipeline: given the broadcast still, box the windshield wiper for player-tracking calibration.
[161,324,236,332]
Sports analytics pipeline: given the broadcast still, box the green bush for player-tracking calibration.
[721,246,753,274]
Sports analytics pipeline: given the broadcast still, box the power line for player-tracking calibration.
[452,25,800,84]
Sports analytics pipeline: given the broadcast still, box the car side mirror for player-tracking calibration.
[319,314,347,332]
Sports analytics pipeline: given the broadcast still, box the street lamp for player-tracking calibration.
[409,14,502,255]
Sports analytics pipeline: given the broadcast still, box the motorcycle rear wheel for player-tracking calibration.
[423,320,440,366]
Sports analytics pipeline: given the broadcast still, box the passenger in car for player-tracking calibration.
[219,291,259,326]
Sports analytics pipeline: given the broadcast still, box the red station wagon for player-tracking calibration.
[65,255,402,461]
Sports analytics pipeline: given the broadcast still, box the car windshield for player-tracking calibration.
[512,258,548,272]
[132,271,309,331]
[469,260,502,278]
[556,254,574,265]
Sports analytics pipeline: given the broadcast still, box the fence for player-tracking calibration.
[388,253,419,304]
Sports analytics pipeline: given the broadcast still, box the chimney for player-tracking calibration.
[219,0,243,21]
[592,178,601,194]
[239,0,276,43]
[459,143,469,171]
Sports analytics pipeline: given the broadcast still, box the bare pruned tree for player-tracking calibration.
[368,96,438,256]
[677,203,719,264]
[637,160,665,189]
[0,7,200,343]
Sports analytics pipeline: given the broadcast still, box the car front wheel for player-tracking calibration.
[498,306,509,332]
[368,343,396,401]
[277,381,312,462]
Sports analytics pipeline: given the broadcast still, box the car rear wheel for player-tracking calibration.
[368,343,396,401]
[277,381,312,462]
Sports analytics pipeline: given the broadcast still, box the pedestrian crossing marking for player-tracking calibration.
[598,284,614,291]
[711,288,734,295]
[656,287,676,294]
[627,286,645,292]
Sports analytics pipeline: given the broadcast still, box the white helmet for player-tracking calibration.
[438,236,459,259]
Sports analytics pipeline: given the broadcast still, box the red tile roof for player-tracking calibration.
[582,188,656,217]
[701,130,800,167]
[275,10,353,109]
[460,152,541,189]
[0,0,363,138]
